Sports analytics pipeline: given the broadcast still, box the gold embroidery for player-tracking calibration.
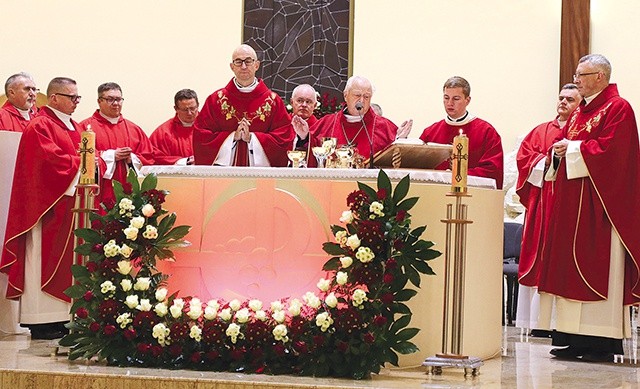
[566,102,613,140]
[217,90,275,123]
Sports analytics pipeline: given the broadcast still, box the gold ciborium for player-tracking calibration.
[287,150,307,168]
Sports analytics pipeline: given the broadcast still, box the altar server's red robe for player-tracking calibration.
[516,119,563,286]
[419,117,504,189]
[193,79,291,167]
[538,84,640,304]
[0,101,37,132]
[0,106,80,301]
[309,109,397,163]
[150,116,194,165]
[81,111,154,206]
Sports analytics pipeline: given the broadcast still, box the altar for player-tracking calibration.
[140,165,504,367]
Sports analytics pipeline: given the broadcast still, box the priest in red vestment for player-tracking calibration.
[193,44,291,167]
[280,84,319,167]
[0,72,39,132]
[0,77,81,339]
[309,76,408,166]
[81,82,154,207]
[514,84,581,334]
[150,89,198,165]
[538,54,640,362]
[418,76,504,189]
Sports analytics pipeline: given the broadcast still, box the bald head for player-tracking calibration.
[291,84,317,119]
[230,44,260,87]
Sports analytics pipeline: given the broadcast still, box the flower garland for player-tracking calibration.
[60,169,440,379]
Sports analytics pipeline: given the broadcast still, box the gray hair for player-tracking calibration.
[47,77,76,96]
[443,76,471,98]
[578,54,612,82]
[4,72,33,95]
[344,75,375,95]
[98,82,122,96]
[291,84,317,101]
[174,89,198,106]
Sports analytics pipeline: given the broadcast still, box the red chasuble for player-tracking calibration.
[81,111,155,206]
[0,106,80,301]
[419,117,504,189]
[538,84,640,304]
[0,101,38,132]
[283,115,319,167]
[150,115,194,165]
[309,109,397,163]
[193,79,292,167]
[515,120,563,286]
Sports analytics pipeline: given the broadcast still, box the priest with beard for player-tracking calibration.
[1,77,81,339]
[309,76,410,166]
[514,83,582,335]
[193,44,291,167]
[416,76,504,189]
[539,54,640,362]
[81,82,154,207]
[150,89,199,165]
[0,72,39,132]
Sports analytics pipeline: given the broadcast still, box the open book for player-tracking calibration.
[366,138,452,169]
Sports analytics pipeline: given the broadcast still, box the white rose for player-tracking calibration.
[142,204,155,217]
[189,325,202,342]
[248,299,263,312]
[272,309,286,323]
[120,278,133,292]
[336,271,348,285]
[100,280,116,294]
[339,256,353,268]
[154,302,168,317]
[288,300,302,317]
[142,225,158,240]
[134,277,151,291]
[272,324,288,342]
[316,278,331,292]
[219,308,232,321]
[270,300,284,312]
[173,298,185,309]
[155,287,168,302]
[117,260,133,275]
[169,303,183,319]
[187,298,203,320]
[125,294,139,309]
[204,305,218,320]
[124,226,139,241]
[346,234,361,250]
[325,293,338,308]
[130,216,145,229]
[137,298,152,312]
[339,210,354,224]
[303,292,321,309]
[255,310,267,321]
[119,244,133,259]
[229,299,241,311]
[235,308,250,323]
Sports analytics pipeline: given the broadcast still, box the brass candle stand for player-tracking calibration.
[423,191,483,377]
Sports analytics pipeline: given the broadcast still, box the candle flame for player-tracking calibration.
[459,129,463,136]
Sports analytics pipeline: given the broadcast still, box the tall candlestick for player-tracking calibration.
[79,124,96,185]
[451,129,468,193]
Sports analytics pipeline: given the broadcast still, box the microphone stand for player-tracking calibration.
[356,103,375,169]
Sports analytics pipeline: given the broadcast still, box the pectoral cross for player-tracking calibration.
[452,143,468,183]
[78,137,94,175]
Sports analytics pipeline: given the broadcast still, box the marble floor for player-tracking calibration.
[0,326,639,388]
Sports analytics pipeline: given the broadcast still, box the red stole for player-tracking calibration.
[193,79,292,167]
[1,106,80,301]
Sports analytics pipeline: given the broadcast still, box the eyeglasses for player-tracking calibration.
[176,106,198,113]
[99,97,125,105]
[232,58,256,67]
[23,87,40,93]
[573,72,599,80]
[55,93,82,103]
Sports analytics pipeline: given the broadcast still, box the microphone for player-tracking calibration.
[355,102,374,169]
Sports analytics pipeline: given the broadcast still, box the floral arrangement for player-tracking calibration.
[60,170,440,380]
[285,91,345,118]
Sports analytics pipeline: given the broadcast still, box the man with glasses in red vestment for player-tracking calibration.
[150,89,199,165]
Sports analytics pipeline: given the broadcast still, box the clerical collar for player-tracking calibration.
[47,106,75,131]
[342,107,363,123]
[583,90,603,106]
[445,111,475,126]
[16,107,31,120]
[99,111,120,124]
[234,77,258,93]
[180,120,194,127]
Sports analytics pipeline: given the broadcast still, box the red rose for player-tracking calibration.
[150,345,163,357]
[383,273,394,284]
[376,188,387,200]
[293,340,308,354]
[393,239,404,251]
[381,293,394,304]
[75,307,89,319]
[122,182,133,194]
[89,322,101,332]
[373,315,388,327]
[103,324,117,336]
[363,332,375,344]
[83,291,94,302]
[190,352,202,363]
[395,209,407,222]
[137,343,151,354]
[205,350,220,361]
[86,261,98,272]
[386,258,398,270]
[91,244,103,254]
[123,328,137,340]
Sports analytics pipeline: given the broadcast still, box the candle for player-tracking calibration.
[79,124,96,185]
[451,129,468,193]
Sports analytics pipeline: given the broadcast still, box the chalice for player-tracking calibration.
[287,150,307,168]
[335,145,355,168]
